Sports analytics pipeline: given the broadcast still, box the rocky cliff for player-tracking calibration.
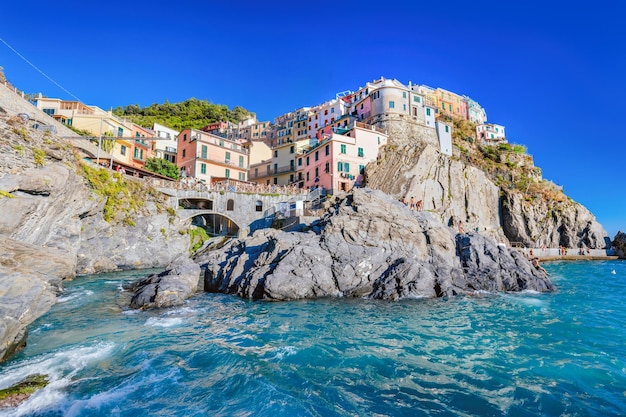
[0,106,191,361]
[365,118,609,249]
[200,189,554,301]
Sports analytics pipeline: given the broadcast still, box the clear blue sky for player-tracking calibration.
[2,1,624,237]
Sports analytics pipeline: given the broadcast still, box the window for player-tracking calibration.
[219,140,224,147]
[306,172,309,181]
[315,151,319,161]
[315,167,319,178]
[402,92,407,98]
[403,104,407,111]
[306,156,310,166]
[324,109,328,115]
[298,158,302,166]
[120,145,126,156]
[225,151,231,162]
[227,199,234,211]
[255,201,263,212]
[325,162,330,173]
[43,108,55,115]
[389,101,395,109]
[201,145,207,159]
[290,145,294,154]
[426,108,431,116]
[358,147,364,157]
[325,145,330,156]
[201,163,206,174]
[118,127,123,137]
[239,172,245,181]
[331,107,335,113]
[274,163,278,173]
[134,148,139,159]
[414,96,420,103]
[274,150,278,158]
[239,155,244,167]
[340,144,346,154]
[449,104,452,112]
[338,161,343,172]
[344,162,350,173]
[182,149,186,158]
[225,168,230,178]
[445,125,449,133]
[183,134,187,141]
[359,165,365,174]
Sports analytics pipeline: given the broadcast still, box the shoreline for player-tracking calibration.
[540,255,621,262]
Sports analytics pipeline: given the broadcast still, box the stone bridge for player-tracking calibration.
[158,188,311,237]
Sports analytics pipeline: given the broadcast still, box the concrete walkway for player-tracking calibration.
[518,247,619,262]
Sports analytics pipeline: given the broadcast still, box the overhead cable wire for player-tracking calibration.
[0,36,82,102]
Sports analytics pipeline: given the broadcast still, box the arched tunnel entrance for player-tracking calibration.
[191,213,239,237]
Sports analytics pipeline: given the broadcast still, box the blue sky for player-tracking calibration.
[1,1,624,237]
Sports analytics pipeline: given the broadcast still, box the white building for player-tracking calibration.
[153,122,179,164]
[476,123,506,145]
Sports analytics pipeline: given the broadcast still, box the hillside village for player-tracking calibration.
[32,77,507,194]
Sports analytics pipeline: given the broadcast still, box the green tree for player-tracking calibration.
[144,158,180,180]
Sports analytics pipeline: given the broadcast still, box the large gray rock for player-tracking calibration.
[125,256,201,309]
[0,236,75,362]
[202,189,554,301]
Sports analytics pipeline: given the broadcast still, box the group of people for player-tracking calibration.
[400,196,423,211]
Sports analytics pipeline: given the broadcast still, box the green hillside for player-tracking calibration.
[112,98,254,131]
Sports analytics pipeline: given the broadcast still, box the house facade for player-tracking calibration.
[296,121,388,193]
[177,129,249,182]
[476,123,506,145]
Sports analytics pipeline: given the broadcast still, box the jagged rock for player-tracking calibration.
[203,189,554,301]
[501,191,609,249]
[0,236,75,362]
[612,231,626,258]
[126,256,201,309]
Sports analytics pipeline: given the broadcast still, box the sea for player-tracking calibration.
[1,260,625,417]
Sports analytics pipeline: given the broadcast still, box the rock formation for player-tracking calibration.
[125,256,201,309]
[201,189,554,301]
[612,231,626,258]
[365,120,609,249]
[0,107,191,361]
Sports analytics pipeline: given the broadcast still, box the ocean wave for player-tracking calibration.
[144,317,185,328]
[0,342,116,417]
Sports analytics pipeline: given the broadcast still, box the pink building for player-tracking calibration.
[177,129,249,182]
[296,121,387,193]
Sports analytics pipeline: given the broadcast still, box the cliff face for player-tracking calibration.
[365,119,609,249]
[0,104,190,361]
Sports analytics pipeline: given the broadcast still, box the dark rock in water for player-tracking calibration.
[612,231,626,259]
[203,188,555,301]
[126,256,201,309]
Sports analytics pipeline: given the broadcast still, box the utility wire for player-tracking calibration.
[0,36,82,102]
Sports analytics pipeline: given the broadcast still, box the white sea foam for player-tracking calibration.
[270,346,297,360]
[144,317,185,328]
[0,342,116,417]
[56,290,94,303]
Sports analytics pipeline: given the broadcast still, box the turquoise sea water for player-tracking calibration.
[1,260,625,416]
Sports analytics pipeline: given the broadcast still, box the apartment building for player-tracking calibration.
[177,129,249,183]
[296,121,388,193]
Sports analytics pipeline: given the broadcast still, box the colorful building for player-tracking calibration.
[177,129,249,183]
[296,121,388,193]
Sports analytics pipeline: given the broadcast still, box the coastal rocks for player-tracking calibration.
[455,233,555,292]
[365,142,507,244]
[0,236,75,362]
[501,191,609,249]
[125,256,201,309]
[612,231,626,258]
[202,188,554,301]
